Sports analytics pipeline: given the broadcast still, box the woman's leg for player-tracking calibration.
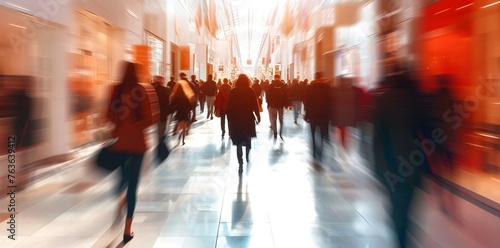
[221,111,226,136]
[236,144,243,165]
[245,138,251,162]
[181,121,186,145]
[124,154,144,236]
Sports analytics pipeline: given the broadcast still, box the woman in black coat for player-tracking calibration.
[226,74,261,173]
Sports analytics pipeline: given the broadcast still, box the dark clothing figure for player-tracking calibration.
[304,78,331,164]
[288,79,304,124]
[198,81,206,113]
[261,80,270,98]
[215,82,232,137]
[204,79,218,119]
[266,79,288,139]
[373,74,427,248]
[170,78,196,145]
[330,79,363,149]
[226,74,260,173]
[152,80,171,156]
[167,79,176,92]
[252,81,263,111]
[170,81,193,122]
[152,81,171,123]
[188,79,199,121]
[13,89,33,148]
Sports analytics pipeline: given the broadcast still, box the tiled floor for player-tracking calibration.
[0,109,498,248]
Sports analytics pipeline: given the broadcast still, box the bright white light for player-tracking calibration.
[247,0,280,10]
[481,1,500,8]
[434,8,450,15]
[6,2,30,12]
[9,23,27,29]
[126,9,138,19]
[456,3,473,10]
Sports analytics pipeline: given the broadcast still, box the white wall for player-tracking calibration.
[77,0,144,46]
[0,0,73,26]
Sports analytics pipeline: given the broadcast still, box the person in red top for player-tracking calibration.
[215,78,232,137]
[105,61,153,244]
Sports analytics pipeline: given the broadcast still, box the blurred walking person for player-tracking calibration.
[152,75,171,161]
[330,76,362,152]
[170,73,196,145]
[252,79,263,109]
[304,72,331,166]
[105,61,155,243]
[189,74,200,121]
[215,78,232,137]
[226,74,261,173]
[288,78,304,124]
[373,70,428,248]
[266,74,288,140]
[204,74,218,120]
[198,80,206,114]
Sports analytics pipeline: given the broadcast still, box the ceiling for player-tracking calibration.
[216,0,281,67]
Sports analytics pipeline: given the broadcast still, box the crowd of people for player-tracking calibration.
[104,60,458,247]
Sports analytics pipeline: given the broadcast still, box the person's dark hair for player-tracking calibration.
[223,78,229,84]
[234,74,251,87]
[111,61,141,120]
[179,72,187,80]
[207,74,213,81]
[314,71,323,80]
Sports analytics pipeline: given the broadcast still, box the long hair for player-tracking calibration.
[109,61,142,121]
[234,74,251,88]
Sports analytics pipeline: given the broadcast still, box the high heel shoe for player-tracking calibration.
[123,232,134,244]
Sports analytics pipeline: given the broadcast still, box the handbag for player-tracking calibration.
[155,135,170,162]
[95,139,127,172]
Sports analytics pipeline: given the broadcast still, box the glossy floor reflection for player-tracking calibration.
[0,109,497,248]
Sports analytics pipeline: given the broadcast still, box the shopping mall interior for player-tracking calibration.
[0,0,499,247]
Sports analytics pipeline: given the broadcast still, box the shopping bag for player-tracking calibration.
[95,139,127,172]
[156,136,170,162]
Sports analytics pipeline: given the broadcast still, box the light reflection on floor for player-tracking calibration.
[0,109,497,248]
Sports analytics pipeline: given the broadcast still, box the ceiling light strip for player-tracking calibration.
[456,3,473,10]
[6,2,30,12]
[481,1,500,8]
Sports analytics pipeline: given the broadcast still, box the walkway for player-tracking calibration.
[1,108,498,248]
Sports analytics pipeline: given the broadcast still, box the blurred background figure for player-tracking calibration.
[304,71,331,167]
[215,78,232,138]
[372,64,429,248]
[197,79,206,115]
[266,74,288,140]
[11,76,34,150]
[152,75,171,162]
[188,74,200,122]
[330,75,362,155]
[288,78,305,125]
[170,73,195,146]
[251,78,263,110]
[204,74,218,120]
[226,74,261,173]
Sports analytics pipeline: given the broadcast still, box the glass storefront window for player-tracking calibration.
[144,32,165,77]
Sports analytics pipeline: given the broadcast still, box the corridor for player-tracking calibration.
[1,109,497,248]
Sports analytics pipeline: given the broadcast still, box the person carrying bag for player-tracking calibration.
[96,61,157,244]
